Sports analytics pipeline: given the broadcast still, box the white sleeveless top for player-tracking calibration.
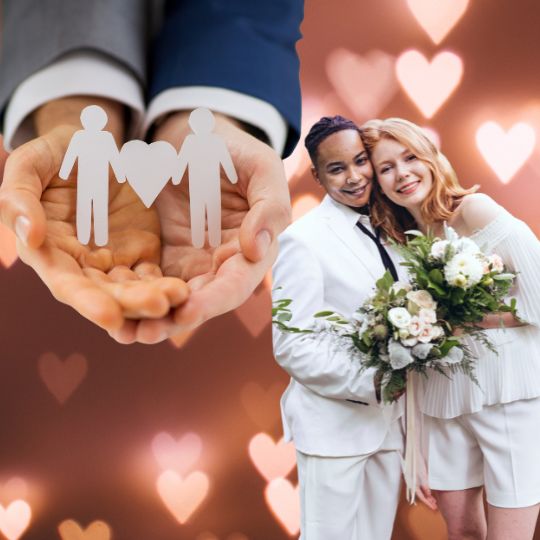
[421,210,540,418]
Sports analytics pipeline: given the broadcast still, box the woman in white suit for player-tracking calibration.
[272,116,406,540]
[361,117,540,540]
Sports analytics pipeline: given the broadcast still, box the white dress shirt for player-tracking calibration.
[3,50,288,154]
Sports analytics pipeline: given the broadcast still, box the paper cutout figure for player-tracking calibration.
[120,140,178,208]
[60,105,238,250]
[59,105,125,246]
[173,107,238,248]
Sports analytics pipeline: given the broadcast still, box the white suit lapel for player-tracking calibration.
[319,196,383,282]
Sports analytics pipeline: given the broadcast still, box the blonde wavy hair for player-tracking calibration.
[360,118,478,243]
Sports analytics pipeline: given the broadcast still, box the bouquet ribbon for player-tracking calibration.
[404,375,417,504]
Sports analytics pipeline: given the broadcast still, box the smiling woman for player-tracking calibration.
[361,117,477,242]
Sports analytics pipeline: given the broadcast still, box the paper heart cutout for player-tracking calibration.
[120,140,178,208]
[152,432,202,476]
[407,0,469,44]
[396,50,463,118]
[38,353,88,404]
[0,500,31,540]
[157,470,209,524]
[476,121,536,184]
[264,478,300,536]
[326,49,398,119]
[240,382,284,430]
[292,194,321,222]
[248,433,296,482]
[58,520,112,540]
[234,284,271,337]
[0,223,18,269]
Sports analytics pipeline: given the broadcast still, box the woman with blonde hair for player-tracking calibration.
[362,117,540,540]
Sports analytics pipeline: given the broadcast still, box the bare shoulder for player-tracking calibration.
[456,193,503,233]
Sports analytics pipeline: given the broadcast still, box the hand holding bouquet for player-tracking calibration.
[393,224,517,345]
[309,271,472,403]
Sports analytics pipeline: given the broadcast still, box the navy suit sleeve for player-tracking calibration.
[149,0,303,157]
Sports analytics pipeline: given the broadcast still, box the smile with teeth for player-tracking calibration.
[396,180,420,194]
[342,184,368,195]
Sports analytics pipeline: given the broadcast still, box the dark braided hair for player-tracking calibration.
[304,115,361,166]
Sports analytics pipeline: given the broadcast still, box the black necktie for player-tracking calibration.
[355,220,399,282]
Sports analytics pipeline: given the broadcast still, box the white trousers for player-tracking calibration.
[296,420,404,540]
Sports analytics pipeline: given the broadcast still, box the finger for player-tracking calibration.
[133,262,190,307]
[135,314,180,344]
[0,138,8,179]
[20,244,125,331]
[84,266,170,319]
[173,240,278,327]
[108,265,139,282]
[0,130,70,248]
[417,485,438,510]
[109,319,138,345]
[133,262,163,280]
[239,156,291,262]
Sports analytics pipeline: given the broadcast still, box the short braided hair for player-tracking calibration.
[304,115,360,166]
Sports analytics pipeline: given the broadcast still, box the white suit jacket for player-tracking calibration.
[272,195,404,457]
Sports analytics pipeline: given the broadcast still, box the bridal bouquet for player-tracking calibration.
[273,271,473,404]
[392,224,517,343]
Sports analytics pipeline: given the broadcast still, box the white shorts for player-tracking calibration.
[296,420,404,539]
[427,397,540,508]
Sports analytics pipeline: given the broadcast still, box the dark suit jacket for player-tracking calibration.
[0,0,303,156]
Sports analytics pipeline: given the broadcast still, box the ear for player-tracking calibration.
[310,166,321,184]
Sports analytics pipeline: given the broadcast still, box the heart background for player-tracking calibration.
[2,0,540,538]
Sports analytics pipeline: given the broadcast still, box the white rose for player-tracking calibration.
[406,290,437,310]
[430,325,445,339]
[388,307,412,329]
[407,316,424,337]
[401,336,419,347]
[417,324,437,343]
[418,308,437,324]
[488,254,504,273]
[444,253,484,288]
[388,339,415,369]
[430,240,449,260]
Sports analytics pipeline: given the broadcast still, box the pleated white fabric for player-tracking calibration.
[421,210,540,419]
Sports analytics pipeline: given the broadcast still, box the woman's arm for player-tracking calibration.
[476,312,525,329]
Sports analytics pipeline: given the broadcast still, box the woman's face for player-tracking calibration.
[313,129,373,208]
[370,137,433,210]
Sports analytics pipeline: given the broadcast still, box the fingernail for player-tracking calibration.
[256,230,272,258]
[15,216,30,247]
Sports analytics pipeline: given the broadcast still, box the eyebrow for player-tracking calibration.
[326,151,367,168]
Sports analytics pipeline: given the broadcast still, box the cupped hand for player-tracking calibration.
[0,106,189,335]
[110,112,290,343]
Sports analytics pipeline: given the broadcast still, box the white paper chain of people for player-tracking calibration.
[59,105,238,248]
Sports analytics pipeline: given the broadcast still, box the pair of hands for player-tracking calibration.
[0,97,291,343]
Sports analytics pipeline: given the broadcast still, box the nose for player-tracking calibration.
[396,161,411,181]
[346,166,362,184]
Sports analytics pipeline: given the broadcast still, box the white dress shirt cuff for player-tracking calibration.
[3,51,145,151]
[145,87,288,155]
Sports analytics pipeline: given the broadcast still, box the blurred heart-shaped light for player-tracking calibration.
[476,121,536,183]
[396,50,463,118]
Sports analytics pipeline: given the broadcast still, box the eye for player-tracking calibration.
[355,157,367,165]
[406,154,417,162]
[329,166,343,174]
[379,165,392,174]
